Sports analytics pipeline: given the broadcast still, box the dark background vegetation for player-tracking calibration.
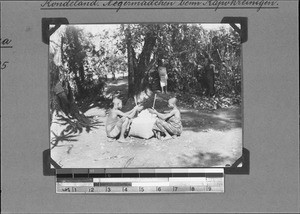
[49,24,241,118]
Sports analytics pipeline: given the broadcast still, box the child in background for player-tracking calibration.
[53,74,71,117]
[158,59,168,94]
[149,98,182,140]
[106,98,143,143]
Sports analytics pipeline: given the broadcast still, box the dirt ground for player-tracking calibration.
[50,80,242,168]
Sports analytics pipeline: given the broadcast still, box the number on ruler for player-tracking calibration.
[89,187,94,192]
[139,187,144,192]
[62,187,70,192]
[191,186,195,191]
[107,187,111,192]
[123,187,128,192]
[173,186,178,191]
[72,187,76,192]
[157,187,161,192]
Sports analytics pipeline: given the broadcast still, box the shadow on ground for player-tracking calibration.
[178,151,230,167]
[51,114,104,149]
[181,108,242,132]
[50,130,79,149]
[79,79,242,134]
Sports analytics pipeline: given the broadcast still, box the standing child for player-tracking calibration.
[203,55,216,97]
[106,98,143,143]
[149,98,182,140]
[158,59,168,94]
[53,74,71,117]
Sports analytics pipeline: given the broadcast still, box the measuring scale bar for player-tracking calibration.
[56,168,224,193]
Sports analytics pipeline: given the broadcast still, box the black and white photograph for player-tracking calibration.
[49,23,243,168]
[1,0,299,212]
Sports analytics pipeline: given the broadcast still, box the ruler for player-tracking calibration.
[56,168,224,193]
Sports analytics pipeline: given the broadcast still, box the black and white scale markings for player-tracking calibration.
[56,168,224,193]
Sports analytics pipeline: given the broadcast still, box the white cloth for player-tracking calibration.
[160,81,166,87]
[129,109,157,139]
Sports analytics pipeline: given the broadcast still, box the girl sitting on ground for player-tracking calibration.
[149,98,182,140]
[106,98,143,143]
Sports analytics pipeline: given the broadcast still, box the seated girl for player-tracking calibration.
[149,98,182,140]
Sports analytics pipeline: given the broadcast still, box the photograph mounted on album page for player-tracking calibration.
[48,22,243,169]
[1,0,298,213]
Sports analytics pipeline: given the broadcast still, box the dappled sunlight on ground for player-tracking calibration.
[50,78,242,168]
[181,107,242,132]
[50,106,242,168]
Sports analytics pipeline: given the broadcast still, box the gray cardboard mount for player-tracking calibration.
[1,1,299,213]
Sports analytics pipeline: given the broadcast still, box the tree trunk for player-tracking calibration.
[126,26,157,97]
[79,64,85,83]
[112,69,116,80]
[135,31,157,93]
[74,72,84,100]
[125,28,136,98]
[60,36,65,65]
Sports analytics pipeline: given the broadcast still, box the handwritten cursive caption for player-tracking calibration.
[0,61,9,70]
[41,0,279,12]
[0,37,12,70]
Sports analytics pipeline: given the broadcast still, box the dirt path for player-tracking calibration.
[50,106,242,168]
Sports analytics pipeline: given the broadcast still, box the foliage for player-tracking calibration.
[153,24,241,97]
[49,52,60,115]
[50,26,119,109]
[116,23,241,101]
[49,24,242,114]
